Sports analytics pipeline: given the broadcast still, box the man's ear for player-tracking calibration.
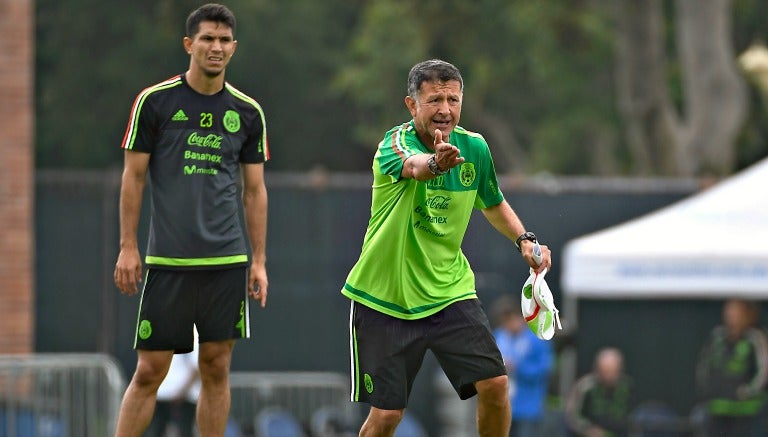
[183,36,193,55]
[405,96,417,117]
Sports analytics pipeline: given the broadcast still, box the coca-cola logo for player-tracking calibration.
[187,132,222,149]
[425,195,451,210]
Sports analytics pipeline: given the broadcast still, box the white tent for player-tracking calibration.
[561,157,768,299]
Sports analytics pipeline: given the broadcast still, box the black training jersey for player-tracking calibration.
[121,73,269,269]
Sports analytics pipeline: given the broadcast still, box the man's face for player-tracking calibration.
[723,300,750,335]
[596,354,622,387]
[503,314,525,333]
[405,79,462,145]
[184,21,237,78]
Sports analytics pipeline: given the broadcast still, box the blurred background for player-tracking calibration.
[2,0,768,435]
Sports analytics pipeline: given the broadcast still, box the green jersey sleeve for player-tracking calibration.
[473,140,504,209]
[376,123,423,182]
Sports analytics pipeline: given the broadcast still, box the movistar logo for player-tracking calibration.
[183,165,218,176]
[172,109,189,121]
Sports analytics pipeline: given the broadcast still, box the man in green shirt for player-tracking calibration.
[696,299,768,436]
[343,59,552,437]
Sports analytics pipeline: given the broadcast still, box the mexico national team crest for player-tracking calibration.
[459,162,476,187]
[138,320,152,340]
[223,110,241,133]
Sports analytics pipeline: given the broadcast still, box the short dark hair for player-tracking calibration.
[490,294,522,327]
[186,3,236,38]
[726,298,761,325]
[407,59,464,99]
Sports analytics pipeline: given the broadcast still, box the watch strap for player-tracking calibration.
[515,232,537,252]
[427,154,449,175]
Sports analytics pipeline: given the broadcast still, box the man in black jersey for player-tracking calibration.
[113,4,269,436]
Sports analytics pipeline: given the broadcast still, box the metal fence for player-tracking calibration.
[32,169,702,434]
[0,354,125,437]
[229,371,359,436]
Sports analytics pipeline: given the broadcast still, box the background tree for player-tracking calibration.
[732,0,768,170]
[334,0,620,174]
[615,0,748,176]
[35,0,767,176]
[35,0,366,171]
[36,0,185,169]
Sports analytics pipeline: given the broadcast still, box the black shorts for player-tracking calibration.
[349,298,506,410]
[134,267,250,353]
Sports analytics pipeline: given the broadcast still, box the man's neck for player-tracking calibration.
[185,69,225,96]
[415,129,436,152]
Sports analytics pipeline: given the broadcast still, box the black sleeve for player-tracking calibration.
[239,108,268,164]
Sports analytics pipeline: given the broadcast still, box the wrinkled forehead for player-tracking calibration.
[417,79,463,96]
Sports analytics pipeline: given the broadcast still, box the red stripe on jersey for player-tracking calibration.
[120,95,142,149]
[263,133,271,161]
[389,123,409,161]
[121,75,181,149]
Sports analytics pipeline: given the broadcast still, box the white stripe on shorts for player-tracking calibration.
[348,300,356,401]
[243,269,251,338]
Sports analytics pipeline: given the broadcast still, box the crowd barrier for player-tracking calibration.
[229,371,358,436]
[0,354,125,437]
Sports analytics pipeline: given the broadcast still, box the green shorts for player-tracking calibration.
[349,298,506,410]
[134,267,250,353]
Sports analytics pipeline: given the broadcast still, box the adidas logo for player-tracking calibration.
[171,109,189,121]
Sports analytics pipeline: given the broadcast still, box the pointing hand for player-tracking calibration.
[433,129,464,171]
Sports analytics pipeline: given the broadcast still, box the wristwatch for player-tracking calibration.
[515,231,537,252]
[427,154,449,175]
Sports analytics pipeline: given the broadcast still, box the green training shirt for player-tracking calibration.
[121,74,269,269]
[342,121,504,319]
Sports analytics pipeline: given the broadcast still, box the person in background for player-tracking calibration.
[696,299,768,437]
[565,348,634,437]
[493,295,554,437]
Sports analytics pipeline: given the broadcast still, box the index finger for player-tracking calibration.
[132,265,143,293]
[259,286,268,308]
[434,129,443,146]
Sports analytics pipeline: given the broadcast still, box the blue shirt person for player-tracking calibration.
[492,295,554,437]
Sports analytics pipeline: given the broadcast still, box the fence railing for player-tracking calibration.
[0,353,125,437]
[229,371,358,436]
